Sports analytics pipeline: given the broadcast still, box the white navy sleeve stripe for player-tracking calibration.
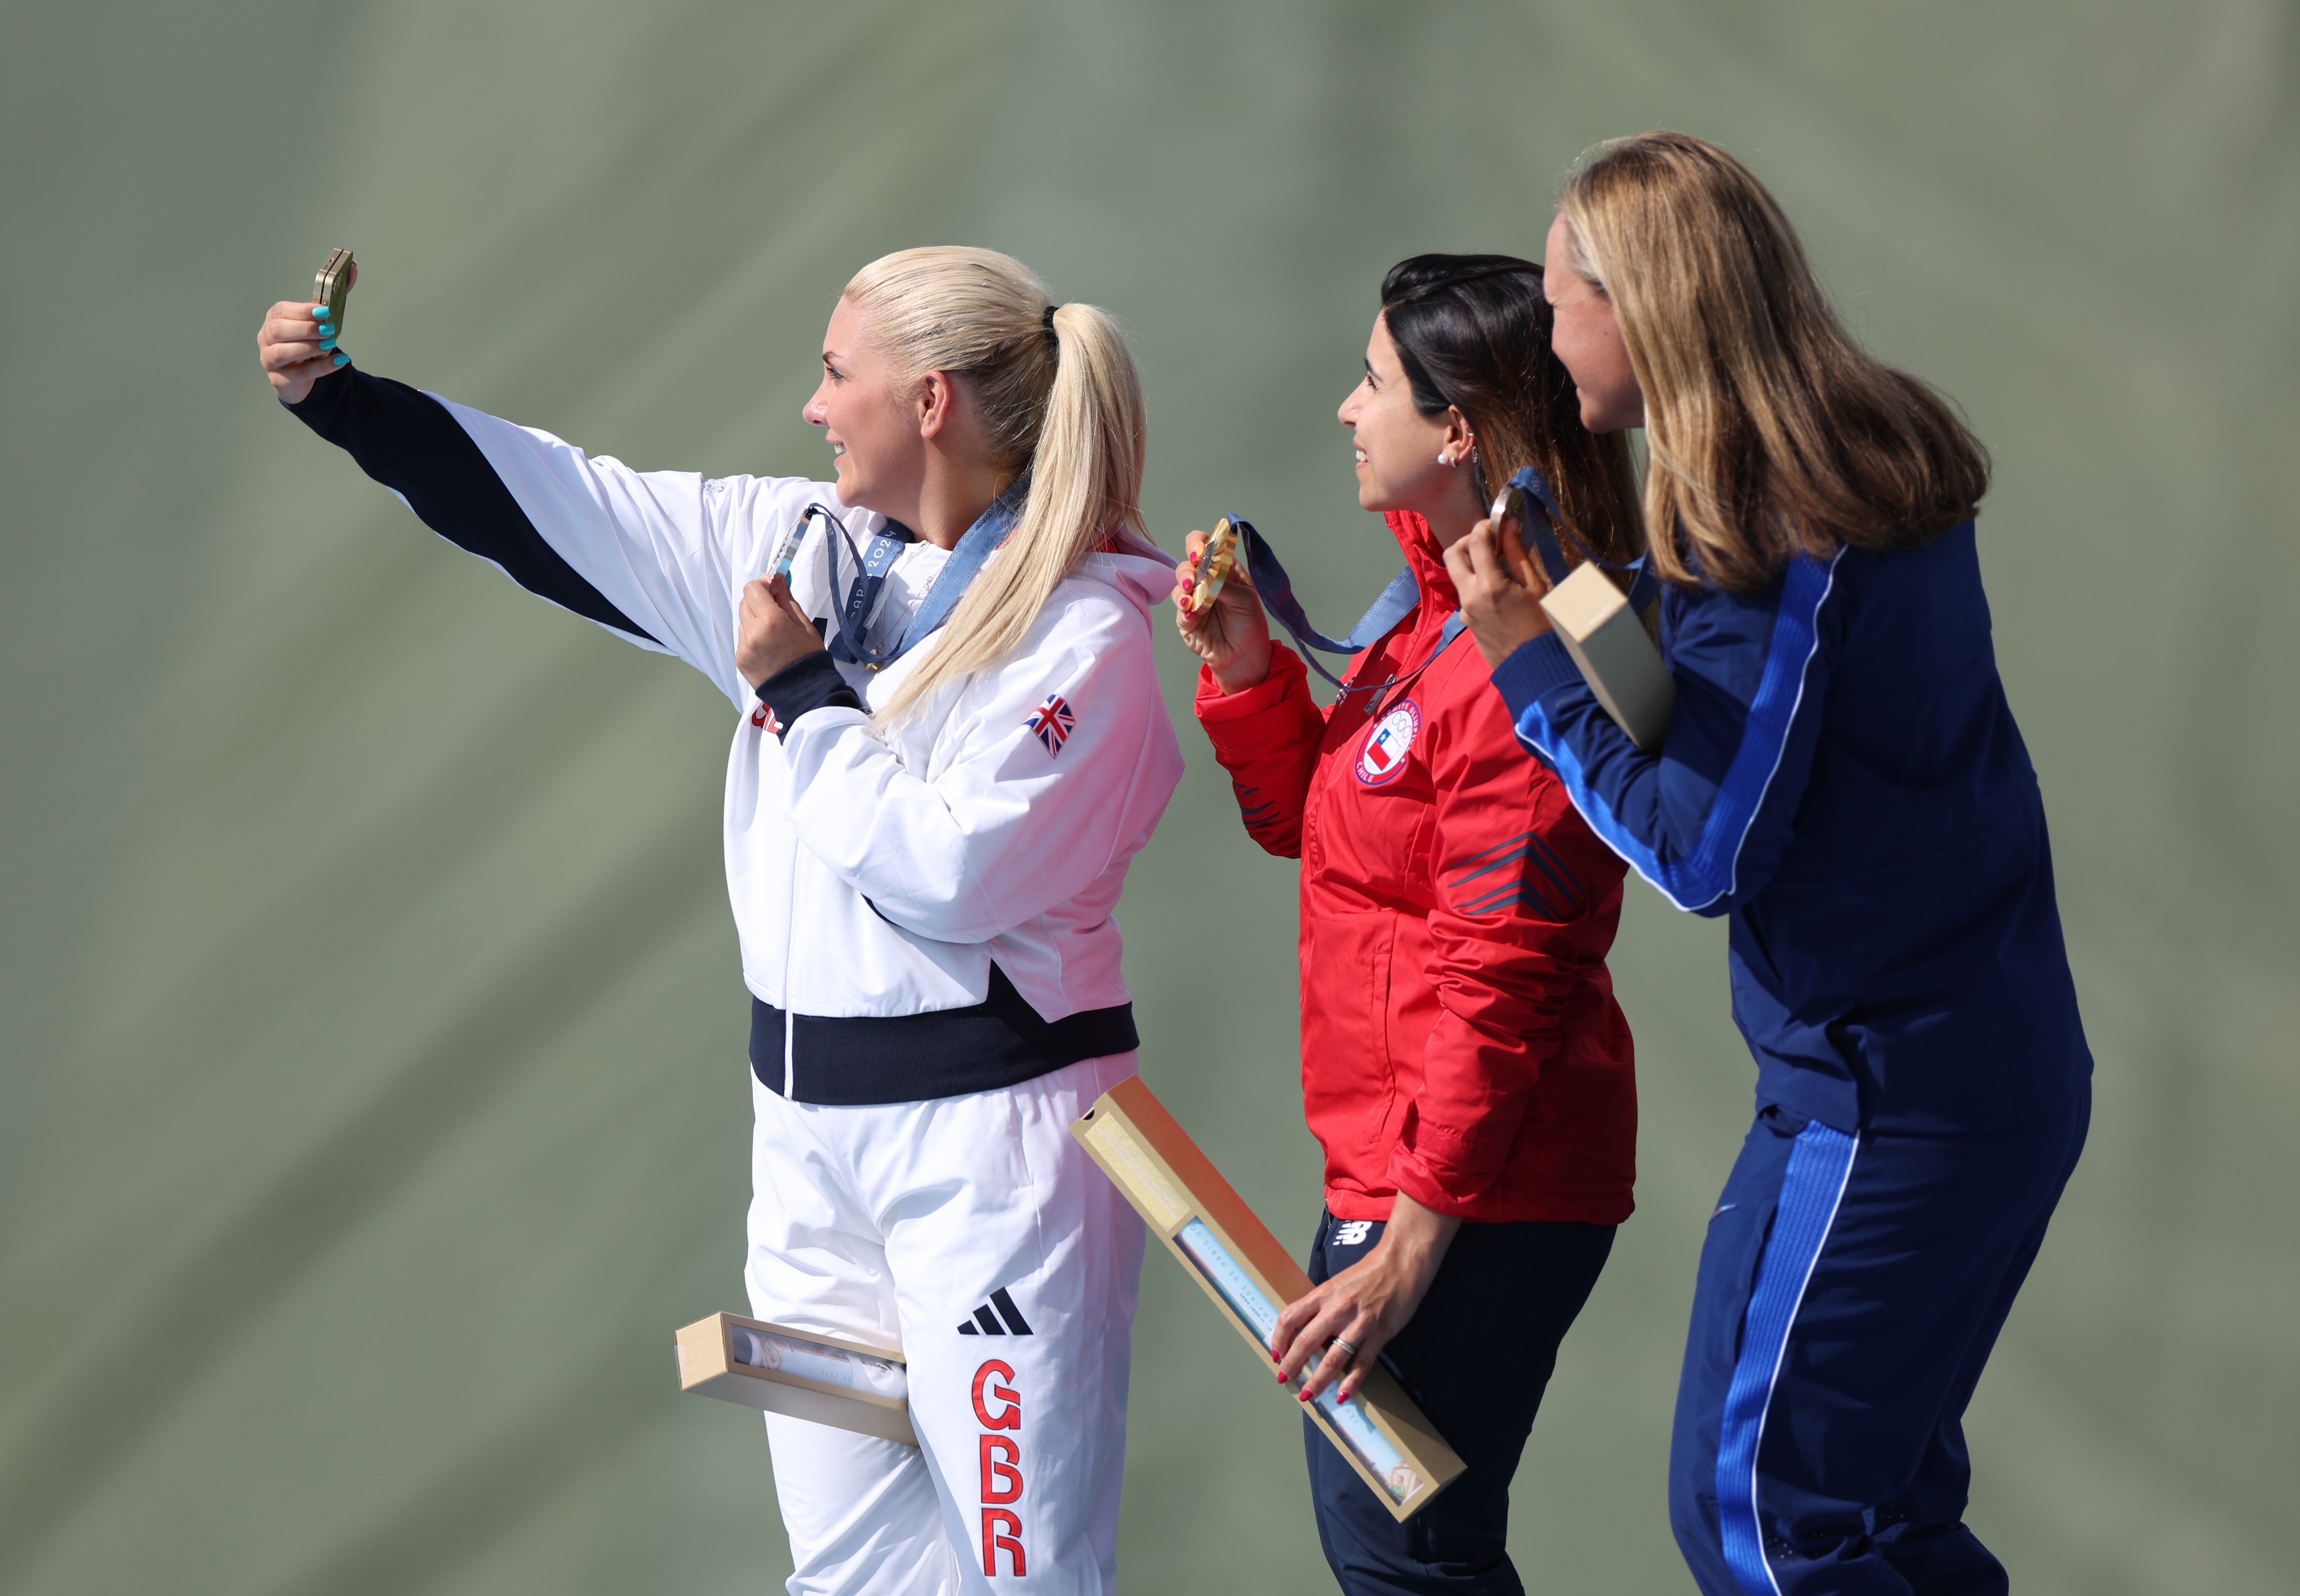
[283,363,661,646]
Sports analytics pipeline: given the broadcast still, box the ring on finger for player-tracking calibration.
[1329,1337,1359,1361]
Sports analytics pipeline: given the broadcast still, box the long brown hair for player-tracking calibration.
[1379,254,1643,568]
[1558,132,1989,592]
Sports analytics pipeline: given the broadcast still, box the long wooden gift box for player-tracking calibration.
[1072,1076,1464,1521]
[674,1311,917,1447]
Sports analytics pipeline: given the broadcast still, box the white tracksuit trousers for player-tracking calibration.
[745,1054,1146,1596]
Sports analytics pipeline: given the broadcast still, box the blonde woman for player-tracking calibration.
[257,248,1182,1595]
[1448,135,2090,1596]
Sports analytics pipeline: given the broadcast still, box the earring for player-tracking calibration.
[1437,450,1453,467]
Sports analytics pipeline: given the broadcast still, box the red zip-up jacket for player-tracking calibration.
[1195,512,1636,1225]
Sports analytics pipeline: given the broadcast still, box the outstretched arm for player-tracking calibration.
[259,286,812,706]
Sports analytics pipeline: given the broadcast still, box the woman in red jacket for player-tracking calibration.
[1174,255,1643,1594]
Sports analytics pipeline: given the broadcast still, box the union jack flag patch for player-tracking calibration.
[1026,693,1076,755]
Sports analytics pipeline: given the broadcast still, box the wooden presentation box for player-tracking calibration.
[1072,1076,1464,1521]
[1540,563,1675,753]
[675,1311,917,1447]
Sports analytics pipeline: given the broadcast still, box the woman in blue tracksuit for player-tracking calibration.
[1446,132,2092,1596]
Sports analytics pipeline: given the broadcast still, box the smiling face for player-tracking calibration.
[1543,212,1645,433]
[1337,313,1462,518]
[802,295,927,514]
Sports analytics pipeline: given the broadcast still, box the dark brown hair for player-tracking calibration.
[1380,253,1643,568]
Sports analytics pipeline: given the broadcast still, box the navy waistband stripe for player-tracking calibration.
[749,964,1137,1105]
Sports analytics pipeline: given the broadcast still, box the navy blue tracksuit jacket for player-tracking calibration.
[1493,522,2091,1596]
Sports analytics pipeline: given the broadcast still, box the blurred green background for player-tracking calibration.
[3,2,2294,1591]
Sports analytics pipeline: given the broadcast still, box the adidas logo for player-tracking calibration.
[956,1288,1034,1336]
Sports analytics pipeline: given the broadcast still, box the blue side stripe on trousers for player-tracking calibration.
[1716,1121,1858,1595]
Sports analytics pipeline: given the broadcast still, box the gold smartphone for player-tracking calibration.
[1190,516,1243,613]
[314,247,355,333]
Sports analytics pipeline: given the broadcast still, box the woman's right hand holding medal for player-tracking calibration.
[1173,527,1272,695]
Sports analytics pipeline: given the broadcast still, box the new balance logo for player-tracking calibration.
[1334,1220,1375,1247]
[956,1288,1034,1336]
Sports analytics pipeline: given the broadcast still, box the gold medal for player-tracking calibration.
[1190,516,1243,613]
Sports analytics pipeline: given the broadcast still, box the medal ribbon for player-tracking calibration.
[1502,465,1661,616]
[819,479,1029,670]
[1224,517,1469,696]
[1221,468,1658,700]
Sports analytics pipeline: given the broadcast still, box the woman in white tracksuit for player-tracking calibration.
[257,247,1183,1595]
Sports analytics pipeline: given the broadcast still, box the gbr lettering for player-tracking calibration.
[973,1359,1026,1577]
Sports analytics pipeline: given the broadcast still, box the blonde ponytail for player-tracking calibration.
[839,247,1148,722]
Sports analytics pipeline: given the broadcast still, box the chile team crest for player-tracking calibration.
[1026,693,1076,755]
[1356,701,1420,787]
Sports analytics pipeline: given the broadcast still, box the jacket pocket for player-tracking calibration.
[1299,907,1397,1177]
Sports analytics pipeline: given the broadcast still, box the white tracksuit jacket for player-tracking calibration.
[288,361,1184,1105]
[291,360,1175,1593]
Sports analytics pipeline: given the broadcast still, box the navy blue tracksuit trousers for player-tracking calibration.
[1672,1096,2090,1596]
[1303,1212,1615,1596]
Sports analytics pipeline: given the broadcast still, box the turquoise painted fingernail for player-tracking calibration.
[316,322,335,336]
[319,336,336,350]
[331,351,349,365]
[312,303,328,315]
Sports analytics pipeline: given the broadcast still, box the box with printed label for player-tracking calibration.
[674,1311,917,1447]
[1071,1076,1464,1521]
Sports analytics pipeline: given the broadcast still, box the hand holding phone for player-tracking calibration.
[257,248,356,404]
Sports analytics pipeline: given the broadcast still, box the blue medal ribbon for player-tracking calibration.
[815,479,1029,671]
[1501,465,1661,616]
[1224,517,1470,696]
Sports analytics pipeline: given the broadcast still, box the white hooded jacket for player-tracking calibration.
[288,362,1184,1103]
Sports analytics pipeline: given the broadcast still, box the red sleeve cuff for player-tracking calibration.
[1193,643,1308,725]
[1382,1129,1499,1218]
